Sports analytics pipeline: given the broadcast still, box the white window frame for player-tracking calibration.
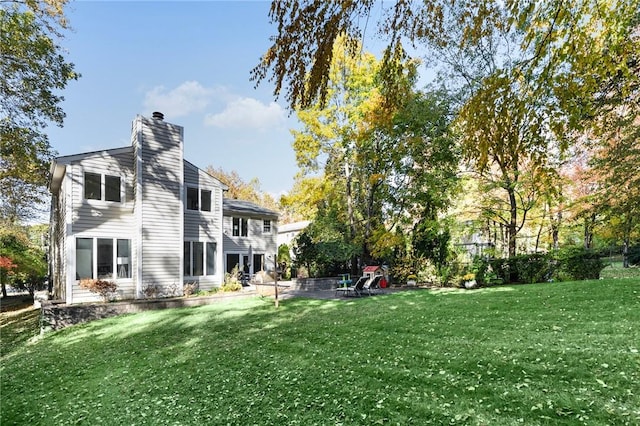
[83,172,124,203]
[184,240,217,277]
[76,237,131,281]
[186,187,212,212]
[263,219,271,234]
[232,217,248,237]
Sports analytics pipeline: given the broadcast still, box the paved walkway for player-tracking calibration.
[249,281,407,301]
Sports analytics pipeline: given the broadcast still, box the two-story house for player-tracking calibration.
[49,112,276,304]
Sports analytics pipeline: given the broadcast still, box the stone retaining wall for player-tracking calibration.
[290,277,339,291]
[40,291,255,333]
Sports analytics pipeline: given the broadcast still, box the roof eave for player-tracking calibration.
[49,161,66,194]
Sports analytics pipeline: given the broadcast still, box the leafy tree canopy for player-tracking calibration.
[1,0,78,223]
[253,0,639,119]
[205,166,280,212]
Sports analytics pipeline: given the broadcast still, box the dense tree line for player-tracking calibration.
[256,0,639,281]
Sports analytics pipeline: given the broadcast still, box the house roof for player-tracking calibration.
[277,220,311,234]
[49,146,133,193]
[222,198,279,219]
[363,265,382,272]
[184,160,228,191]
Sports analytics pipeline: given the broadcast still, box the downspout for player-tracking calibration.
[134,116,144,298]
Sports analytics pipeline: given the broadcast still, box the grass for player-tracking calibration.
[2,279,639,425]
[0,296,41,358]
[601,262,640,280]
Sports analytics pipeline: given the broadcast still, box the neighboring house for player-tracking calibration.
[276,220,310,254]
[222,199,279,279]
[48,113,228,304]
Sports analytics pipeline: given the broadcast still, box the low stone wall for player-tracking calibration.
[40,291,255,333]
[290,277,339,291]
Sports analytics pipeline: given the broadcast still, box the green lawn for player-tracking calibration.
[2,279,639,425]
[601,262,640,280]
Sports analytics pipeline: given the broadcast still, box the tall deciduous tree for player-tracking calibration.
[0,225,47,297]
[253,1,638,115]
[205,166,279,212]
[455,70,560,257]
[0,0,78,223]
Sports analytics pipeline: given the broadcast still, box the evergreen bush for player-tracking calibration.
[553,247,605,281]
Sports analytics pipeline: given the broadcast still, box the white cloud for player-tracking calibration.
[204,97,285,130]
[143,81,217,118]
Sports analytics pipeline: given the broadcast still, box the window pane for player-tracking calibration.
[97,238,114,279]
[193,242,203,276]
[241,218,248,237]
[206,242,216,275]
[184,242,191,276]
[226,253,239,274]
[117,239,131,278]
[201,190,211,212]
[263,220,271,233]
[76,238,93,279]
[84,173,101,200]
[253,254,263,272]
[105,175,121,202]
[187,187,198,210]
[232,217,240,236]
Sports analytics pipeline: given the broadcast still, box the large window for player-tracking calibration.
[105,175,121,202]
[76,238,131,280]
[97,238,113,278]
[232,217,248,237]
[187,187,199,210]
[201,190,211,212]
[253,253,263,273]
[184,241,216,276]
[187,187,212,212]
[117,239,131,278]
[84,173,101,200]
[84,172,122,202]
[76,238,93,279]
[206,242,217,275]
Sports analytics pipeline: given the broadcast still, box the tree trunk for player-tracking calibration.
[344,160,358,275]
[0,270,6,297]
[507,187,518,258]
[622,217,631,268]
[623,236,630,268]
[534,206,547,253]
[551,210,561,251]
[584,213,595,249]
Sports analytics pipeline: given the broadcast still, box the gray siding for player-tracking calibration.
[70,149,136,235]
[223,215,277,253]
[223,214,278,276]
[137,116,183,292]
[50,183,67,301]
[71,280,137,304]
[184,163,223,240]
[183,162,224,290]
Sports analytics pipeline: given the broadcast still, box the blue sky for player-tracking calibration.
[47,0,300,196]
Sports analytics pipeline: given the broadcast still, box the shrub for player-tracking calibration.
[221,281,242,292]
[628,244,640,266]
[222,265,242,292]
[553,247,605,281]
[141,283,161,299]
[79,279,117,302]
[488,254,552,284]
[183,282,199,296]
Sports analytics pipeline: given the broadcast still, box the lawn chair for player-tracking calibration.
[362,275,383,295]
[336,273,352,288]
[336,276,368,297]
